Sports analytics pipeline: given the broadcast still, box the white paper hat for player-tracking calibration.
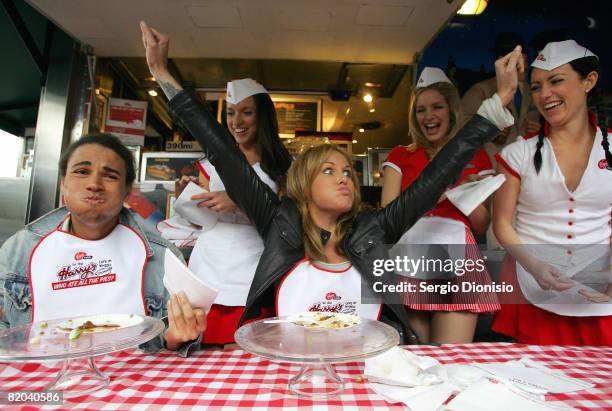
[416,67,452,88]
[226,78,268,105]
[531,40,597,71]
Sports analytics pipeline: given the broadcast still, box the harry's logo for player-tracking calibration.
[74,252,92,260]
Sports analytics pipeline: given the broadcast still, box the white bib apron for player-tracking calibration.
[276,259,382,319]
[516,256,612,317]
[189,159,277,306]
[29,220,148,322]
[394,216,468,279]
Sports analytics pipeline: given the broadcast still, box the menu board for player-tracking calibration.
[273,100,320,138]
[105,98,148,146]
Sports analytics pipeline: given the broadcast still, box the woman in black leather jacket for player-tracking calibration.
[140,21,522,343]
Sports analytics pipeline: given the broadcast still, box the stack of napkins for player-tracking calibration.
[162,249,218,312]
[172,182,219,229]
[446,174,506,215]
[446,379,577,411]
[475,357,594,395]
[157,215,203,247]
[365,346,455,411]
[365,348,591,411]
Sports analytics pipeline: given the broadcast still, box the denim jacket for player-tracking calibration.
[0,207,199,356]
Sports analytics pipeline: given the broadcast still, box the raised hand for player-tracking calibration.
[495,45,524,107]
[139,21,182,99]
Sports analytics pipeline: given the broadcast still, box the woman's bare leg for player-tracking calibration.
[431,311,478,344]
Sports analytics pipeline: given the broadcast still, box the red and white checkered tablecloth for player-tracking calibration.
[0,343,610,410]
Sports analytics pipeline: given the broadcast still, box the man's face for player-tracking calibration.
[61,144,131,233]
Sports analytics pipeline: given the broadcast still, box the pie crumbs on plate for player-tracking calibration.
[289,312,361,329]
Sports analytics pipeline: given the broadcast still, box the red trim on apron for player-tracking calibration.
[196,161,210,181]
[275,257,309,315]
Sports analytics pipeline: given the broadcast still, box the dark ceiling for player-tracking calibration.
[0,0,48,136]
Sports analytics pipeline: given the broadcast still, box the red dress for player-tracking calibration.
[382,146,499,313]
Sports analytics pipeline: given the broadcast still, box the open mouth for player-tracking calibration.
[544,100,563,112]
[424,122,441,136]
[233,127,248,136]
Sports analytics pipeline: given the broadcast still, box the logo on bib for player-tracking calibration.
[598,158,609,170]
[52,258,116,291]
[325,292,338,301]
[74,251,93,261]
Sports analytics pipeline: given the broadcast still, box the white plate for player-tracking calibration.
[286,312,361,329]
[55,314,144,334]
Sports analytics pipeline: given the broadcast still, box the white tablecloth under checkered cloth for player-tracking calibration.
[0,343,610,410]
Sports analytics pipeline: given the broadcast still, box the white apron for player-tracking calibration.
[189,160,277,306]
[516,254,611,317]
[276,259,382,319]
[393,216,468,279]
[29,220,148,322]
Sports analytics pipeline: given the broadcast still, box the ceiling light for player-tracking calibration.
[359,128,365,133]
[148,89,158,97]
[363,94,373,103]
[457,0,488,15]
[364,82,381,88]
[352,139,358,144]
[369,108,376,113]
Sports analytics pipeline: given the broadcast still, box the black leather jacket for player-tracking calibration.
[169,90,500,344]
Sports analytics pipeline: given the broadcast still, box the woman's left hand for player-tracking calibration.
[164,292,206,351]
[192,190,238,213]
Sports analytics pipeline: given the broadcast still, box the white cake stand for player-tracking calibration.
[235,316,399,398]
[0,315,164,398]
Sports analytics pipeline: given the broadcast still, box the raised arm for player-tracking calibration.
[379,46,524,242]
[140,21,280,237]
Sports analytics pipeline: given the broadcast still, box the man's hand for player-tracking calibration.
[164,292,206,351]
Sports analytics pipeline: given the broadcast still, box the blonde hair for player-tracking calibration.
[286,144,362,261]
[408,82,461,156]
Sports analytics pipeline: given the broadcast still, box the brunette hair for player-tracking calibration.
[222,92,293,187]
[285,144,361,261]
[59,133,136,186]
[532,55,611,173]
[408,81,461,157]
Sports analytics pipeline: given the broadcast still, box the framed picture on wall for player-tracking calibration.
[271,96,322,138]
[366,148,391,187]
[140,152,202,183]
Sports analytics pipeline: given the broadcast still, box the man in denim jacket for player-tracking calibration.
[0,134,204,356]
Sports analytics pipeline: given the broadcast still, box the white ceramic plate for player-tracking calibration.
[55,313,144,334]
[287,312,361,329]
